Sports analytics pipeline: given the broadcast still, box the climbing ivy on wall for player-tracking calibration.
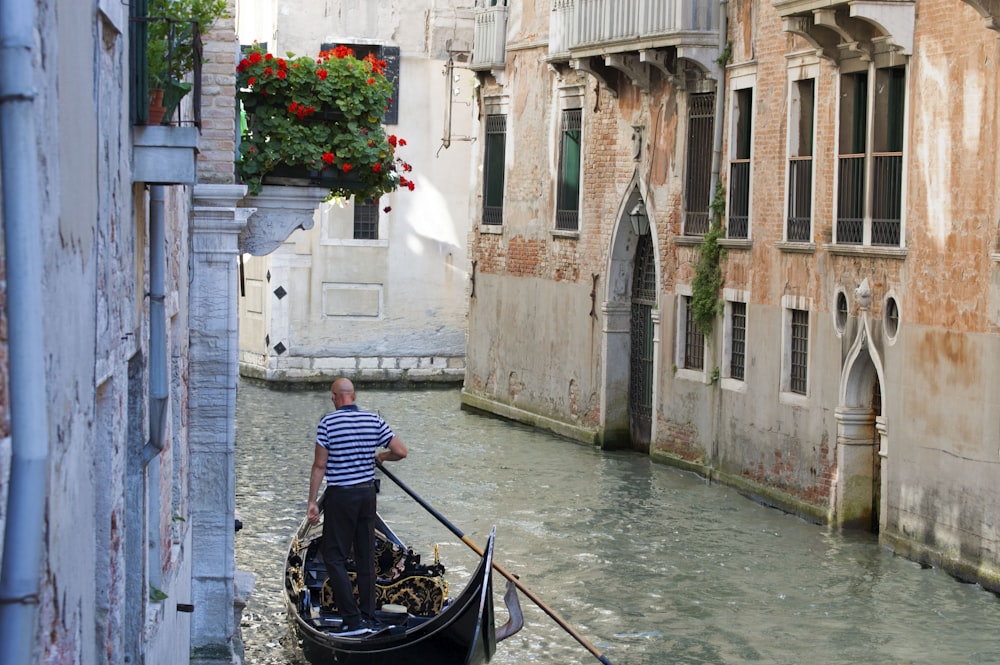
[690,182,726,336]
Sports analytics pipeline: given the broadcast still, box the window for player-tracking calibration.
[835,290,848,334]
[729,301,746,381]
[884,296,899,340]
[789,309,809,394]
[321,43,401,124]
[728,88,752,239]
[353,200,379,240]
[483,114,506,225]
[787,78,814,242]
[837,66,905,246]
[684,92,715,235]
[556,108,581,230]
[683,296,705,370]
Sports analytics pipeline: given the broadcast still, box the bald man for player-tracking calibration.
[307,378,408,635]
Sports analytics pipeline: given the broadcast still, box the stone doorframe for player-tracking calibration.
[188,184,323,663]
[836,279,888,531]
[599,174,661,450]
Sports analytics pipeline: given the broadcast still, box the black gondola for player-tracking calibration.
[283,503,521,665]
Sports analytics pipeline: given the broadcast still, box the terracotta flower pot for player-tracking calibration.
[148,88,167,126]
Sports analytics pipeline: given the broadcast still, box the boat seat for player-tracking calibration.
[319,572,448,617]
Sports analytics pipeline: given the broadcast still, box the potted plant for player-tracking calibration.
[236,44,415,203]
[146,0,227,124]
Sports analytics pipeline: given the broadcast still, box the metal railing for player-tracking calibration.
[728,160,750,239]
[835,153,902,246]
[786,157,812,242]
[872,153,902,246]
[836,154,865,244]
[683,92,715,236]
[129,16,202,127]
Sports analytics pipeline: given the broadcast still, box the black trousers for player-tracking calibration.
[321,483,377,625]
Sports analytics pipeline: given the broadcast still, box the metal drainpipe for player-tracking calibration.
[145,185,168,464]
[709,0,730,467]
[0,0,51,662]
[709,0,730,202]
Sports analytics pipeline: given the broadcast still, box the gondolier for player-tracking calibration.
[307,377,408,636]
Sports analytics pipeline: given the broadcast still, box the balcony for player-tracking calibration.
[129,16,203,185]
[549,0,720,93]
[471,0,509,72]
[775,0,915,59]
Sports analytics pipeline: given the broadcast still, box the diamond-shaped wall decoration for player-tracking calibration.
[266,270,271,282]
[273,342,286,355]
[274,285,287,299]
[265,334,270,346]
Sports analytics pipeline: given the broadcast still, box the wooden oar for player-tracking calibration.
[376,461,615,665]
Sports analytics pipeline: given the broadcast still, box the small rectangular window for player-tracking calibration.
[684,296,705,370]
[730,301,746,381]
[353,199,379,240]
[556,108,581,230]
[789,309,809,394]
[483,114,506,225]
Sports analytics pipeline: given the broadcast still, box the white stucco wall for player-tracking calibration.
[236,0,476,385]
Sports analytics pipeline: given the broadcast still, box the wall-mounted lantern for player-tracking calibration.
[629,202,649,236]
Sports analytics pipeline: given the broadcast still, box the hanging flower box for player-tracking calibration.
[261,163,366,190]
[236,44,416,203]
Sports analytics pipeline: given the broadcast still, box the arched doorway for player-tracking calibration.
[628,232,656,452]
[837,309,885,533]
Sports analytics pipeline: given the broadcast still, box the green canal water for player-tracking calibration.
[235,382,1000,665]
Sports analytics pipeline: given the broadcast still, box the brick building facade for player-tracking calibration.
[462,0,1000,592]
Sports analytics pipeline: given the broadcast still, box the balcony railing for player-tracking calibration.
[550,0,719,58]
[728,160,750,239]
[130,16,203,127]
[836,154,865,244]
[871,153,902,246]
[835,153,902,246]
[786,157,812,242]
[471,1,509,71]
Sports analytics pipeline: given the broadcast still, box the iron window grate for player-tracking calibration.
[790,309,809,394]
[730,302,746,381]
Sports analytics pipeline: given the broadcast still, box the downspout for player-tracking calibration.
[709,0,729,201]
[0,0,50,662]
[144,185,168,465]
[709,0,729,466]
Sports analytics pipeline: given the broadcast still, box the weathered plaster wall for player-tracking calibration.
[462,0,1000,591]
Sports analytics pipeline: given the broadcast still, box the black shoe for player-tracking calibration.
[339,621,374,637]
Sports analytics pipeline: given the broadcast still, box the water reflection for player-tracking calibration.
[235,383,1000,665]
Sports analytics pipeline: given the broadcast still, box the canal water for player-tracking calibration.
[235,382,1000,665]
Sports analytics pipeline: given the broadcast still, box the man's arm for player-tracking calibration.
[307,444,328,525]
[375,436,407,464]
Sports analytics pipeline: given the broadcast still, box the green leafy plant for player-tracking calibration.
[236,44,414,202]
[146,0,227,113]
[691,182,726,336]
[715,40,733,69]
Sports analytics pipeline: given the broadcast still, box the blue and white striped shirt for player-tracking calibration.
[316,404,394,486]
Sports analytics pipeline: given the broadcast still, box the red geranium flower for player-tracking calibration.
[322,152,335,165]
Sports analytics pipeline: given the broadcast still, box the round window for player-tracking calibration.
[885,296,900,339]
[835,290,848,333]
